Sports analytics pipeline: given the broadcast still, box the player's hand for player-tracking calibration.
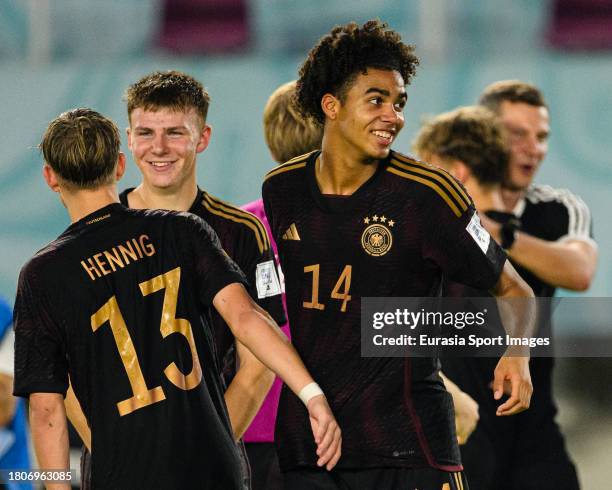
[492,356,532,416]
[307,394,342,470]
[453,390,479,445]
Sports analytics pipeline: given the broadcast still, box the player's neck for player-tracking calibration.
[128,181,198,212]
[64,186,120,223]
[500,188,525,213]
[465,180,505,213]
[316,146,379,195]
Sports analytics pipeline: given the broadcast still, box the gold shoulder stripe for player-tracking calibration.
[390,158,470,213]
[202,194,269,254]
[264,161,307,182]
[205,193,269,245]
[204,193,269,250]
[392,153,472,208]
[387,166,462,217]
[391,155,471,209]
[284,150,317,165]
[263,150,314,181]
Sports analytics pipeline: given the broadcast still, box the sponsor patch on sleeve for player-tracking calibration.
[255,260,282,299]
[466,212,491,254]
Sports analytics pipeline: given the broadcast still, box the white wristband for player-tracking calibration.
[298,382,324,406]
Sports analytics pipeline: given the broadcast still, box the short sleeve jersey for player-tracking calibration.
[502,184,595,297]
[485,183,595,415]
[120,188,285,372]
[13,204,247,490]
[262,150,506,471]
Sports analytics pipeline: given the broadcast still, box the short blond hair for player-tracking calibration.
[412,105,508,185]
[40,108,120,189]
[263,81,323,163]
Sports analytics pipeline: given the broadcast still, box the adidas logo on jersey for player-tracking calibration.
[282,223,301,241]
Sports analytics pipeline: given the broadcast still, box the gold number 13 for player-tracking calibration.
[91,267,202,417]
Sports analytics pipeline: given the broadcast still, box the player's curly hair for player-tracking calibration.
[412,106,509,186]
[125,70,210,125]
[296,19,419,126]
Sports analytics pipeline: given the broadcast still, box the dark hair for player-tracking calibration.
[479,80,547,114]
[40,108,120,189]
[296,19,419,125]
[412,106,508,186]
[125,70,210,124]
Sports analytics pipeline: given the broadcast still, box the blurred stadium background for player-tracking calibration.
[0,0,610,488]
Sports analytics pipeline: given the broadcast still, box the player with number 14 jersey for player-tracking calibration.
[263,148,507,472]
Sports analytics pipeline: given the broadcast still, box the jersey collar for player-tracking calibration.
[307,150,389,213]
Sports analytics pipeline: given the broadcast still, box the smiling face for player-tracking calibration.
[127,107,210,193]
[498,100,550,191]
[328,68,407,162]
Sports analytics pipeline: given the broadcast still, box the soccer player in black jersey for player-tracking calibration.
[262,20,534,490]
[472,82,597,490]
[413,105,525,490]
[68,72,287,487]
[413,105,513,450]
[122,71,285,443]
[13,108,341,489]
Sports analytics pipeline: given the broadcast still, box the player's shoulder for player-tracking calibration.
[386,150,473,218]
[121,205,197,231]
[18,236,66,285]
[263,150,314,186]
[525,183,589,210]
[195,191,270,254]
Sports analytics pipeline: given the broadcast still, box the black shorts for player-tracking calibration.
[244,442,283,490]
[283,467,468,490]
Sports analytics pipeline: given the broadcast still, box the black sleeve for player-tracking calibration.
[179,213,248,307]
[234,224,286,326]
[262,180,278,244]
[553,190,594,242]
[13,264,68,397]
[422,199,506,291]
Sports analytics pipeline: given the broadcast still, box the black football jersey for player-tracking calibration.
[13,204,247,489]
[262,150,506,471]
[502,184,594,297]
[485,184,595,422]
[120,188,285,376]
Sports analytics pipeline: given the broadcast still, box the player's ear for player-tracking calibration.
[453,160,471,184]
[42,164,61,193]
[115,153,126,182]
[321,93,340,121]
[196,124,212,153]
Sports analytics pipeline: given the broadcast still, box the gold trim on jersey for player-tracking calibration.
[387,159,470,218]
[453,471,464,490]
[263,151,313,182]
[282,223,301,241]
[201,193,269,254]
[391,153,472,209]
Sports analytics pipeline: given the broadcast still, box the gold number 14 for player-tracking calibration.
[91,267,202,417]
[303,264,352,312]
